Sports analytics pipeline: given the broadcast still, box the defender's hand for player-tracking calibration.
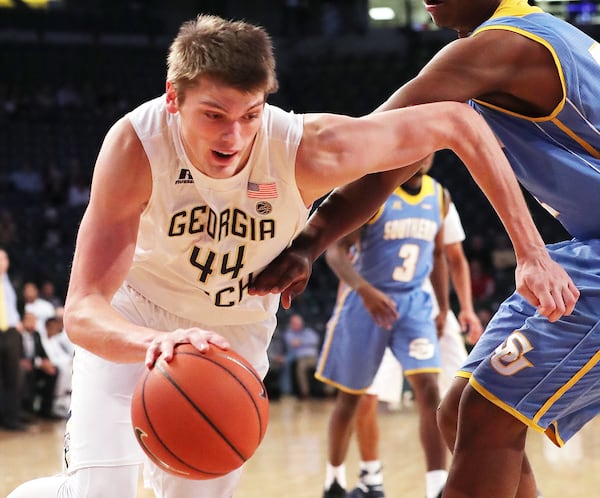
[249,247,313,309]
[515,251,579,322]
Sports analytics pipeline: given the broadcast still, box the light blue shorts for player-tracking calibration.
[459,238,600,446]
[316,286,440,393]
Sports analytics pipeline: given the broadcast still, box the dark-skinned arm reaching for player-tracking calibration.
[249,30,578,322]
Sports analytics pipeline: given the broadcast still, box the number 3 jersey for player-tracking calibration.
[125,96,309,326]
[355,175,444,293]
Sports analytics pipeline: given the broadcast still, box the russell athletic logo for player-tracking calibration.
[175,169,194,184]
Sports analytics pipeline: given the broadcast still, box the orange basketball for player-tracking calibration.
[131,343,269,480]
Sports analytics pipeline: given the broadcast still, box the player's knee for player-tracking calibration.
[411,374,440,408]
[7,475,68,498]
[334,391,361,419]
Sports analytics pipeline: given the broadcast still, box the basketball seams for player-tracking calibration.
[199,350,269,441]
[155,359,249,462]
[131,345,269,479]
[137,369,225,478]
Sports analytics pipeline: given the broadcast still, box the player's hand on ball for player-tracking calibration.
[145,328,231,368]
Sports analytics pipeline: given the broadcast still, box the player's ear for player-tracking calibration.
[165,82,179,114]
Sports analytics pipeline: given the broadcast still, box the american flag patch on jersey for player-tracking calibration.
[247,181,278,199]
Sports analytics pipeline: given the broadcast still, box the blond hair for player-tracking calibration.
[167,14,278,103]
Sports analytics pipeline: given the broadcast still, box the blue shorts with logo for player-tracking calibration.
[316,286,440,393]
[459,238,600,446]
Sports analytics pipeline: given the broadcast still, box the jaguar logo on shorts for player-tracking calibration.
[408,338,435,360]
[256,201,272,215]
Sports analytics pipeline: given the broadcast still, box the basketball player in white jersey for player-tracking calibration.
[7,14,549,498]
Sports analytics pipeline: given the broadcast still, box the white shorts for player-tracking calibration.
[64,284,275,495]
[367,310,467,401]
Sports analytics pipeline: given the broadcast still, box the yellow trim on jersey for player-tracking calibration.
[397,175,437,204]
[545,422,563,447]
[472,26,600,158]
[553,118,600,159]
[367,204,386,225]
[437,180,445,220]
[533,346,600,424]
[469,376,547,436]
[367,175,438,224]
[489,0,542,19]
[314,373,371,395]
[471,26,566,121]
[404,367,442,376]
[458,371,566,447]
[316,286,352,378]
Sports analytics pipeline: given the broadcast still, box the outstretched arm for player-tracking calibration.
[251,102,579,320]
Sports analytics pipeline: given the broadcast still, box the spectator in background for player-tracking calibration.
[43,316,72,418]
[10,161,44,196]
[0,248,25,431]
[40,280,63,308]
[43,162,68,208]
[41,206,64,249]
[264,328,286,401]
[19,312,58,420]
[23,282,56,342]
[283,313,321,399]
[55,83,82,113]
[0,209,18,248]
[67,172,91,208]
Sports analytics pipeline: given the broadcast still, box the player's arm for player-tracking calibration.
[377,29,562,113]
[324,229,364,290]
[429,189,450,337]
[442,202,484,343]
[266,102,521,263]
[64,118,228,364]
[63,117,157,363]
[325,227,399,329]
[257,100,578,320]
[445,239,483,344]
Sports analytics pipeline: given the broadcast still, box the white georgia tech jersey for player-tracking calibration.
[126,96,309,326]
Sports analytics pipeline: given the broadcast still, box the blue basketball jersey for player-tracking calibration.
[355,175,444,293]
[471,3,600,239]
[316,176,444,392]
[460,1,600,447]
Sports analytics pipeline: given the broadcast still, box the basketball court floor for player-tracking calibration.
[2,396,599,497]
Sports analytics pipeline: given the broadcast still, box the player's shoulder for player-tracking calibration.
[261,103,304,141]
[126,95,170,141]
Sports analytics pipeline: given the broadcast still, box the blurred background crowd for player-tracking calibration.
[0,0,590,409]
